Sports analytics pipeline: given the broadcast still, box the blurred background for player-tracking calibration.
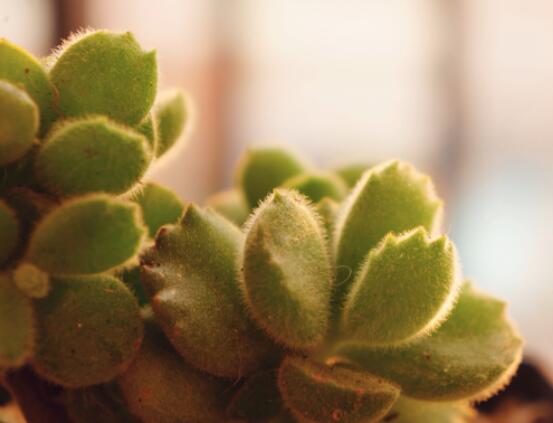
[2,0,552,371]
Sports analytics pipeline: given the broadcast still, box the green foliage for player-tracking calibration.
[32,275,143,388]
[0,80,38,166]
[34,117,151,196]
[0,30,522,423]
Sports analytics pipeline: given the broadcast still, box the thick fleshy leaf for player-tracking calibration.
[13,263,50,299]
[27,194,146,275]
[281,172,347,202]
[240,190,332,350]
[0,199,19,267]
[131,182,184,237]
[334,282,523,401]
[333,160,443,308]
[278,356,399,423]
[118,313,228,423]
[335,163,369,188]
[155,90,190,158]
[0,80,39,166]
[315,198,339,241]
[136,113,158,158]
[49,30,157,125]
[0,274,34,367]
[205,189,249,227]
[237,148,307,209]
[62,383,141,423]
[384,396,473,423]
[0,39,57,133]
[226,370,282,422]
[340,228,460,346]
[34,116,151,196]
[32,275,143,388]
[141,204,277,378]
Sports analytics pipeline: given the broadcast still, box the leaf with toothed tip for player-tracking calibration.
[205,189,249,227]
[141,204,278,378]
[0,80,39,166]
[32,275,143,388]
[278,356,399,423]
[333,160,444,310]
[340,227,460,347]
[155,90,190,158]
[118,312,228,423]
[384,396,474,423]
[0,274,34,368]
[240,189,332,350]
[27,194,146,275]
[49,30,157,125]
[0,199,19,267]
[237,148,307,209]
[0,38,57,134]
[281,172,347,202]
[131,182,184,238]
[334,282,523,401]
[34,116,151,197]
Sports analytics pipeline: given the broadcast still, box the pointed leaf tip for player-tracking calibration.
[155,90,191,158]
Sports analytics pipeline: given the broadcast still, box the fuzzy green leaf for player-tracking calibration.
[281,172,347,202]
[0,199,19,267]
[334,282,523,401]
[384,396,473,423]
[333,160,443,309]
[49,30,157,125]
[278,356,399,423]
[27,194,146,275]
[0,39,57,134]
[34,116,151,197]
[13,263,50,299]
[141,204,277,378]
[62,383,141,423]
[136,113,158,158]
[315,198,339,241]
[335,163,369,188]
[226,370,282,422]
[0,80,39,166]
[32,275,143,388]
[155,90,190,158]
[131,182,184,238]
[205,189,249,227]
[118,313,228,423]
[0,274,34,367]
[241,190,332,350]
[340,228,460,346]
[237,148,307,208]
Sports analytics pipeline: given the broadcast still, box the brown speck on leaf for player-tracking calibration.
[24,68,30,74]
[332,409,343,421]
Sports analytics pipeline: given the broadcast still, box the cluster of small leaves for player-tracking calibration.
[0,30,190,421]
[0,29,522,423]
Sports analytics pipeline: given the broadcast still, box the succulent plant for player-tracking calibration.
[0,29,522,423]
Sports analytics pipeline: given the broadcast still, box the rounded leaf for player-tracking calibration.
[240,190,332,350]
[237,148,307,208]
[27,194,146,275]
[278,356,399,423]
[0,39,57,133]
[341,228,461,346]
[335,163,369,188]
[0,274,34,367]
[32,275,143,387]
[136,113,158,158]
[384,396,474,423]
[281,172,347,202]
[13,263,50,299]
[333,160,443,309]
[0,80,39,166]
[118,315,228,423]
[131,182,184,238]
[155,90,190,158]
[334,282,523,401]
[141,204,277,378]
[49,30,157,125]
[35,116,151,196]
[0,199,19,267]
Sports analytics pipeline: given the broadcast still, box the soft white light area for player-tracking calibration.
[0,0,54,55]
